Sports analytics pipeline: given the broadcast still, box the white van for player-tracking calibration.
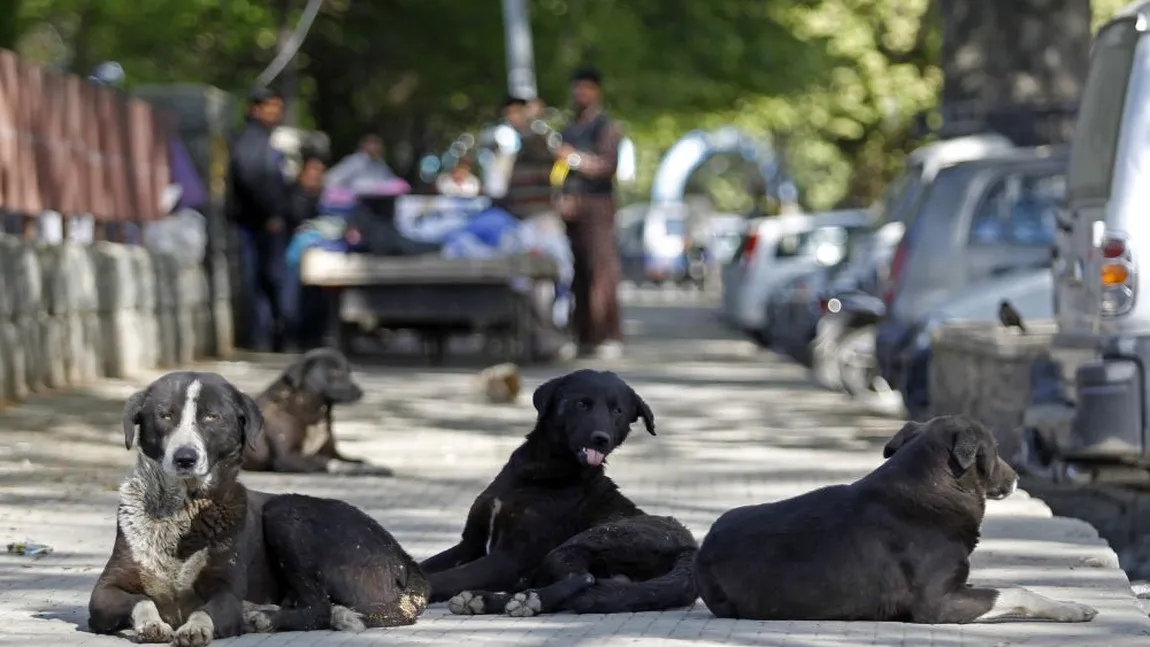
[1049,2,1150,467]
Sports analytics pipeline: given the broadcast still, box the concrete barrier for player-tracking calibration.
[929,319,1058,459]
[0,234,219,406]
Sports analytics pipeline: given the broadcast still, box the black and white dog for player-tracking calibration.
[87,372,426,645]
[421,369,698,617]
[694,416,1099,624]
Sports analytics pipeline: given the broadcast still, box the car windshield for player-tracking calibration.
[775,224,869,261]
[969,171,1065,246]
[1068,18,1139,203]
[872,167,924,226]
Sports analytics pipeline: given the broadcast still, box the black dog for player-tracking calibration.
[694,416,1098,624]
[243,348,392,476]
[243,493,429,634]
[420,369,698,617]
[88,372,425,645]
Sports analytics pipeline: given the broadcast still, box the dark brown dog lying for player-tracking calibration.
[242,348,393,476]
[88,371,426,645]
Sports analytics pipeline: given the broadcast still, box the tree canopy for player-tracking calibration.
[8,0,1127,211]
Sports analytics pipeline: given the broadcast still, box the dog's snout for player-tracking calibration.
[590,431,612,450]
[172,446,199,470]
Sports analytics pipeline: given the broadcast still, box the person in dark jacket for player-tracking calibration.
[227,87,288,351]
[556,68,625,359]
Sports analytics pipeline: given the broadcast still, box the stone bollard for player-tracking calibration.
[929,319,1058,459]
[152,252,180,367]
[0,236,42,402]
[128,245,160,371]
[175,261,210,363]
[0,237,11,403]
[92,242,145,378]
[35,243,67,390]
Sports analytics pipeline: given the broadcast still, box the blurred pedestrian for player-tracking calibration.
[497,95,576,361]
[436,157,482,197]
[499,96,556,221]
[556,67,625,359]
[280,151,327,350]
[226,86,289,352]
[326,133,399,191]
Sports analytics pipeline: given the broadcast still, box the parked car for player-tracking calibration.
[720,209,871,341]
[643,203,690,284]
[896,268,1054,421]
[764,225,873,365]
[809,134,1017,394]
[617,202,650,284]
[873,146,1067,406]
[1037,5,1150,476]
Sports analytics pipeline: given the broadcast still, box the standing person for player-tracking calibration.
[226,87,288,352]
[555,68,625,359]
[280,152,326,350]
[499,96,556,221]
[496,96,576,361]
[325,133,399,190]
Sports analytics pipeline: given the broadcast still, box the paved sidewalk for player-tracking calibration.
[0,302,1148,646]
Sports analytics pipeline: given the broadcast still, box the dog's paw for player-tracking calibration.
[242,608,275,634]
[330,605,367,632]
[172,611,214,647]
[133,619,174,643]
[1050,601,1098,623]
[447,591,486,616]
[505,591,542,618]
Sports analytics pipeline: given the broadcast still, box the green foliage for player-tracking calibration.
[10,0,944,210]
[1093,0,1132,31]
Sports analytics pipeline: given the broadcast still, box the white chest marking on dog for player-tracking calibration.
[974,586,1097,623]
[163,380,208,477]
[118,475,212,626]
[487,498,502,555]
[301,422,330,456]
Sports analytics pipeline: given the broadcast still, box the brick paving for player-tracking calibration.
[0,299,1148,645]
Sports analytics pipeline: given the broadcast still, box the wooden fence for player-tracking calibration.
[0,49,175,225]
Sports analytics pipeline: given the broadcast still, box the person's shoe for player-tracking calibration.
[555,341,578,362]
[592,340,624,360]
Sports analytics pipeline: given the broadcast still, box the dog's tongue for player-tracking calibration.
[583,448,605,466]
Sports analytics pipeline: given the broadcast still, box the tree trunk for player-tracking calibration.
[937,0,1090,145]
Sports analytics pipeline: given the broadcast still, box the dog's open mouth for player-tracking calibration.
[580,448,606,467]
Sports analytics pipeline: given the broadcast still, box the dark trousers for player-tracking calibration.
[238,226,287,351]
[566,194,622,347]
[279,265,329,350]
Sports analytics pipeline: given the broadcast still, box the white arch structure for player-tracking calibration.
[649,126,786,207]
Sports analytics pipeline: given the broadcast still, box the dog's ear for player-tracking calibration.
[121,390,147,450]
[282,357,310,388]
[233,389,264,450]
[627,385,656,436]
[532,374,568,420]
[950,423,982,473]
[882,420,923,459]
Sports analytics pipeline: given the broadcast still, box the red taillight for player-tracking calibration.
[883,240,909,305]
[1102,237,1127,259]
[741,233,760,267]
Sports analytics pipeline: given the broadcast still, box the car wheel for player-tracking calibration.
[837,326,906,417]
